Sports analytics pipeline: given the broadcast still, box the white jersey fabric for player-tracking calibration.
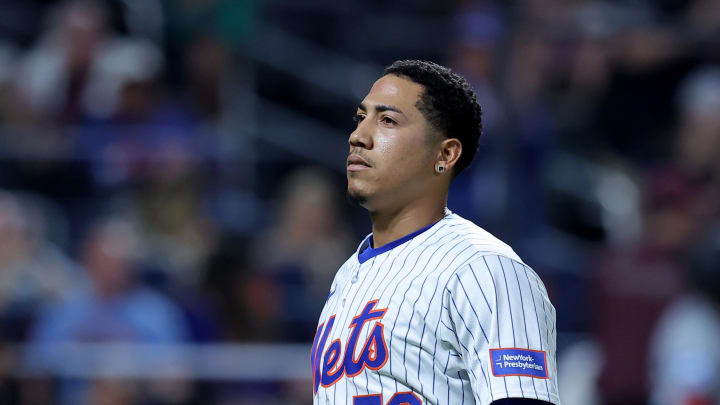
[311,211,560,405]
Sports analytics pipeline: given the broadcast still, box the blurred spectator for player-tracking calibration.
[252,168,354,341]
[0,191,83,341]
[589,63,720,405]
[2,1,170,227]
[29,216,189,343]
[254,168,353,286]
[80,38,164,122]
[203,232,307,344]
[202,232,301,401]
[69,35,188,190]
[15,0,111,123]
[131,142,218,284]
[591,171,708,404]
[65,31,220,284]
[161,0,257,121]
[649,224,720,405]
[674,66,720,182]
[26,216,190,404]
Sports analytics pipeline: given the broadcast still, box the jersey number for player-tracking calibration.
[353,392,422,405]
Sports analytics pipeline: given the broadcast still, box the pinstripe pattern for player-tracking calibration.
[313,213,560,405]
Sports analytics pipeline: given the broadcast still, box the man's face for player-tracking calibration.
[347,74,437,210]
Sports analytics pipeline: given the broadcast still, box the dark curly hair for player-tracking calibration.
[384,60,482,177]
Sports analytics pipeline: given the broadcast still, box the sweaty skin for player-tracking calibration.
[347,74,461,248]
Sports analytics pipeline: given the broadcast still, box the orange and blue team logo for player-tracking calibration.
[311,301,422,404]
[490,348,549,379]
[311,300,389,393]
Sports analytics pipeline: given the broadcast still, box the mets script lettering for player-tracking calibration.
[311,300,389,393]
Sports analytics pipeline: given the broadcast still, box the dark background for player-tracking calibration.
[0,0,719,404]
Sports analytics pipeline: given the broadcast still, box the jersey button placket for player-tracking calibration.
[344,264,361,306]
[352,262,360,283]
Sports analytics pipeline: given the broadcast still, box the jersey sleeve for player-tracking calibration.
[440,255,560,405]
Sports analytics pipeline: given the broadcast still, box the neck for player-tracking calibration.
[369,193,447,248]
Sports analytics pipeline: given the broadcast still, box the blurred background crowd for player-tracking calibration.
[0,0,719,404]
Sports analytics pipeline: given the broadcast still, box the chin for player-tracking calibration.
[347,182,371,207]
[347,187,368,207]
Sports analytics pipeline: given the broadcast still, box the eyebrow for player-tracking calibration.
[358,103,407,119]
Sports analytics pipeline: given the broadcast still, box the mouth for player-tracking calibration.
[347,154,371,172]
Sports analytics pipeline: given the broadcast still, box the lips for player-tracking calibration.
[347,154,371,171]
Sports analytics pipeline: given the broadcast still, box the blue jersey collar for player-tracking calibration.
[357,220,439,264]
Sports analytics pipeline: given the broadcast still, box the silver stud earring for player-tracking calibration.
[436,163,445,173]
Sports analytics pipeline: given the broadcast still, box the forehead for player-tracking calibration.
[362,74,424,111]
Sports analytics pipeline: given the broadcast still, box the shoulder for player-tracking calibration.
[427,213,525,268]
[416,214,547,303]
[435,216,553,314]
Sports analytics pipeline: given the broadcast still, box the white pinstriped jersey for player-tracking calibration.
[311,211,560,405]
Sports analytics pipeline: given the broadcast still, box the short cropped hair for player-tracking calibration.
[384,60,482,176]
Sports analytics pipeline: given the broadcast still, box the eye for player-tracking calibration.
[353,113,365,123]
[381,116,396,125]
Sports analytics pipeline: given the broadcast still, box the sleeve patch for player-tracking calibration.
[489,348,549,379]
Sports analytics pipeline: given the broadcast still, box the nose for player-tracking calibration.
[349,119,373,150]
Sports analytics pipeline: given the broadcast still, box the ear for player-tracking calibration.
[435,138,462,174]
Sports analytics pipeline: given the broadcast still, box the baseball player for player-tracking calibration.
[311,60,559,405]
